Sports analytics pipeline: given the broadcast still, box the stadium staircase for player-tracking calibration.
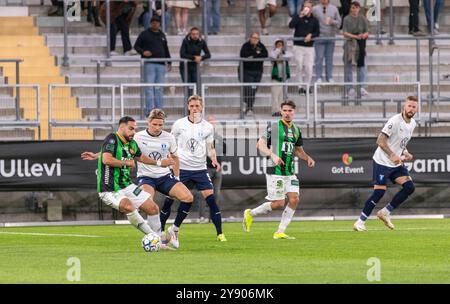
[0,4,92,140]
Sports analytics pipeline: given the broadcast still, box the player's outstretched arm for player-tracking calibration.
[207,143,221,172]
[102,153,135,168]
[81,151,99,160]
[257,138,284,165]
[376,133,401,165]
[295,146,315,168]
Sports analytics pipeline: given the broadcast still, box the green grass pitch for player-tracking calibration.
[1,219,449,283]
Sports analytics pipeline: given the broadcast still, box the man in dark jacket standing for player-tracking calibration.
[134,15,171,116]
[289,1,320,94]
[179,27,211,96]
[239,32,268,117]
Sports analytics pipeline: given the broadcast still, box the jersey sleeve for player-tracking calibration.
[171,120,180,138]
[381,116,397,137]
[206,124,214,145]
[101,134,117,155]
[294,127,303,147]
[262,122,272,147]
[134,144,142,158]
[169,134,178,154]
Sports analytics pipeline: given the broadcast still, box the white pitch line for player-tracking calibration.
[298,227,436,233]
[0,231,103,238]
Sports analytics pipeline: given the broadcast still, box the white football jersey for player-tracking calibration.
[373,113,417,167]
[134,129,177,178]
[171,116,214,170]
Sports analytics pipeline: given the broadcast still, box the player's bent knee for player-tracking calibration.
[119,199,134,214]
[271,200,285,210]
[179,191,193,203]
[403,181,415,195]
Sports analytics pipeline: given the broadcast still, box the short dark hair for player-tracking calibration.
[280,100,296,109]
[190,27,200,33]
[118,116,136,126]
[406,95,418,102]
[351,1,361,7]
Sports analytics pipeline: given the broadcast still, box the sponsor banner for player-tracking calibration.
[0,138,449,191]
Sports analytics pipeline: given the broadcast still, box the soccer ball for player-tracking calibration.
[142,233,161,252]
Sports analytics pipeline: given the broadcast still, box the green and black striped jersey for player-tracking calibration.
[97,132,142,193]
[264,120,303,176]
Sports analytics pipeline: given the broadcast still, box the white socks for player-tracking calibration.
[278,206,296,233]
[127,210,152,235]
[250,202,272,217]
[147,214,162,236]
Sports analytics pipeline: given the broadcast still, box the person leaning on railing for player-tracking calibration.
[179,27,211,96]
[312,0,340,83]
[134,15,172,116]
[239,32,269,117]
[289,1,320,95]
[342,1,369,98]
[270,38,291,117]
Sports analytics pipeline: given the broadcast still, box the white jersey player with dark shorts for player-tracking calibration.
[354,96,418,231]
[160,95,227,243]
[134,109,194,249]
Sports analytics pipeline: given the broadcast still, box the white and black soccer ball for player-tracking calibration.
[142,233,161,252]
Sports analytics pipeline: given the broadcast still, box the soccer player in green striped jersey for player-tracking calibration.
[243,100,316,239]
[81,116,175,240]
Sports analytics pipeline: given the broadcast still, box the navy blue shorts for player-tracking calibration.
[137,173,179,196]
[373,161,410,185]
[180,169,213,191]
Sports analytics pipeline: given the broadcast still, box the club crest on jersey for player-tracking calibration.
[187,138,199,153]
[161,143,168,151]
[149,151,162,160]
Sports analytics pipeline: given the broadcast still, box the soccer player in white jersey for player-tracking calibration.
[134,109,194,249]
[353,96,418,231]
[160,95,227,243]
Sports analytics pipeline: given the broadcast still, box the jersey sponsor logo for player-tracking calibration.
[133,186,142,197]
[105,144,115,152]
[149,151,163,161]
[187,138,200,153]
[291,179,299,186]
[282,142,294,154]
[400,138,409,149]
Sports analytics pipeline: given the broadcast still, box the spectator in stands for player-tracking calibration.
[100,1,137,55]
[423,0,444,34]
[193,115,225,221]
[339,0,351,29]
[140,1,171,32]
[342,1,369,98]
[408,0,425,36]
[180,27,211,96]
[167,0,196,35]
[207,0,221,35]
[239,32,268,117]
[289,1,320,94]
[312,0,340,83]
[48,0,63,16]
[287,0,304,17]
[134,15,172,116]
[86,0,101,27]
[270,38,291,117]
[256,0,277,35]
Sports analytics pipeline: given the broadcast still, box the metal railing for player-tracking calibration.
[0,59,23,120]
[0,84,40,140]
[202,82,310,121]
[48,84,117,139]
[120,82,197,121]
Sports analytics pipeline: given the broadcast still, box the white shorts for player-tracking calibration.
[99,184,151,211]
[256,0,277,11]
[265,174,300,201]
